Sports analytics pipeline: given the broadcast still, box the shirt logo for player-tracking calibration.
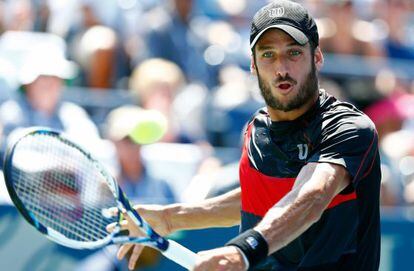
[297,144,309,160]
[269,7,285,18]
[246,236,259,249]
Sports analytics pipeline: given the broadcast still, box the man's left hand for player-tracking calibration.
[193,246,247,271]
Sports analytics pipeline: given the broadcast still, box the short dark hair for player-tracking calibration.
[309,40,317,56]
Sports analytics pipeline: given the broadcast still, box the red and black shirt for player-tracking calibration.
[239,90,381,271]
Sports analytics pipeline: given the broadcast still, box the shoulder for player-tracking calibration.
[317,97,377,146]
[242,107,268,135]
[319,91,376,134]
[249,107,269,126]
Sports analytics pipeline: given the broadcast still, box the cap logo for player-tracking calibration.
[268,7,285,18]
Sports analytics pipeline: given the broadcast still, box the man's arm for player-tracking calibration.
[254,162,351,254]
[109,188,241,270]
[194,162,351,271]
[165,187,241,232]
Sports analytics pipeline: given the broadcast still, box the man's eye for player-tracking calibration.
[289,50,302,56]
[262,52,274,58]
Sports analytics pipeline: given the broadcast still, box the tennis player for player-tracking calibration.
[112,1,381,270]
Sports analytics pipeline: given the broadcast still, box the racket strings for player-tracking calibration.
[12,133,118,243]
[21,199,102,241]
[13,153,108,240]
[13,140,112,241]
[19,190,109,242]
[13,157,108,241]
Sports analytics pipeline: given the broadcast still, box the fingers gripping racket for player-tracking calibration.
[3,128,196,269]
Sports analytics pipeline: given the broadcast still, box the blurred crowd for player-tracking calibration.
[0,0,414,220]
[0,0,413,269]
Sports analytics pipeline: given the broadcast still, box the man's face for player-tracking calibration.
[253,29,320,112]
[25,75,63,114]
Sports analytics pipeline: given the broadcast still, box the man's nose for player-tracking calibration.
[274,57,289,79]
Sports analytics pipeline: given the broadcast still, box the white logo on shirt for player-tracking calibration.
[297,144,308,160]
[269,7,285,18]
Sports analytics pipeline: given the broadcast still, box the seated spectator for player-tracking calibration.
[1,0,34,32]
[0,47,100,159]
[65,0,129,89]
[130,58,208,143]
[381,128,414,205]
[205,64,262,147]
[365,92,414,205]
[374,0,414,60]
[99,106,176,270]
[319,0,383,57]
[145,0,217,87]
[73,25,118,89]
[105,105,176,205]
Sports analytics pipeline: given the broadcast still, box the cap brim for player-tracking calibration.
[19,60,77,85]
[250,25,309,50]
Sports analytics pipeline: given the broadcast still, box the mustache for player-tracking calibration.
[274,75,297,85]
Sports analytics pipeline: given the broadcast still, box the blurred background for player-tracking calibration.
[0,0,414,270]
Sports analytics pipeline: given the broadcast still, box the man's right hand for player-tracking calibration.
[106,204,173,270]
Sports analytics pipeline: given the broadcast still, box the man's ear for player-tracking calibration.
[314,46,324,71]
[250,55,257,75]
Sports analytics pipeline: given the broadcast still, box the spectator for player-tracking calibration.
[65,0,129,89]
[76,105,176,271]
[1,0,34,32]
[145,0,217,87]
[73,25,119,89]
[319,0,383,57]
[130,58,207,143]
[369,92,414,205]
[206,64,262,147]
[0,46,100,157]
[32,0,50,32]
[374,0,414,60]
[105,105,176,205]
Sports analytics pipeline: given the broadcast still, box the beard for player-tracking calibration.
[257,62,319,112]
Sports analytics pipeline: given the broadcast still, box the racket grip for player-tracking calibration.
[163,239,197,270]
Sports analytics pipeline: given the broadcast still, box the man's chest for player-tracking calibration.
[245,123,319,177]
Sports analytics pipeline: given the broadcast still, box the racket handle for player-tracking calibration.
[163,239,197,270]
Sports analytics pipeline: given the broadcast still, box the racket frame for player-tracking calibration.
[3,128,196,269]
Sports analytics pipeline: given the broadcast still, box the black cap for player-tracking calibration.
[250,0,319,50]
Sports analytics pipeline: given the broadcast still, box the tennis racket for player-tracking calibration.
[3,128,196,269]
